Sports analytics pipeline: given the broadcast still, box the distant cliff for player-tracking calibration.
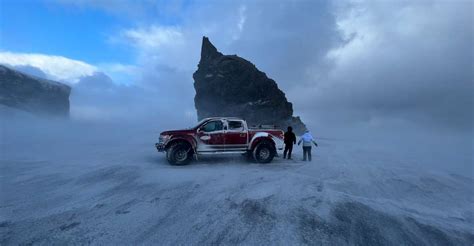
[0,65,71,117]
[193,37,306,134]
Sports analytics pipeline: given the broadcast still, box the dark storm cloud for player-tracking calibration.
[306,1,474,130]
[225,1,340,93]
[54,0,473,132]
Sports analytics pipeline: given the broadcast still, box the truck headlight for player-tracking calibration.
[159,134,171,143]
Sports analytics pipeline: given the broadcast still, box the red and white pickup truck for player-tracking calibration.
[155,117,284,165]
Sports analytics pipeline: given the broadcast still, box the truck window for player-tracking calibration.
[202,120,223,132]
[228,121,244,131]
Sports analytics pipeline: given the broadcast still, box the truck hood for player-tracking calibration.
[160,129,195,135]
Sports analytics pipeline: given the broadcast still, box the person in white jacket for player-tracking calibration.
[297,130,318,161]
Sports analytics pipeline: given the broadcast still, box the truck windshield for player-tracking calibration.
[191,119,209,129]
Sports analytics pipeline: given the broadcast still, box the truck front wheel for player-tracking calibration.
[167,142,192,165]
[253,142,275,163]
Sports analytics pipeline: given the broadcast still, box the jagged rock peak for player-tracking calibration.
[193,37,307,134]
[199,36,223,65]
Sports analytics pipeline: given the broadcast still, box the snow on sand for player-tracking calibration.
[1,119,473,245]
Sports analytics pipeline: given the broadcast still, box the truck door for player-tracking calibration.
[196,120,225,151]
[224,120,248,151]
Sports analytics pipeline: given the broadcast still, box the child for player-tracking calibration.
[283,126,296,159]
[298,130,318,161]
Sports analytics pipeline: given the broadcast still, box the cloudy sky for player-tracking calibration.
[0,0,472,133]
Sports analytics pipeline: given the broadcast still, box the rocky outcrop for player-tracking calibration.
[0,65,71,117]
[193,37,306,134]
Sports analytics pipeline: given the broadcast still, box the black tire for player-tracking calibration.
[252,142,275,163]
[166,142,192,165]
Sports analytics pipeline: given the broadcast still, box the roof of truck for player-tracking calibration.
[202,117,244,121]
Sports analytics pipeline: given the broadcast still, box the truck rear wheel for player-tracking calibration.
[253,142,275,163]
[167,142,192,165]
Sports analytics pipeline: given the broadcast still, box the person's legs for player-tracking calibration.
[308,146,312,161]
[303,147,308,161]
[283,145,289,159]
[288,145,293,159]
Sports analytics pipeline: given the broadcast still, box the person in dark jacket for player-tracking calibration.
[283,126,296,159]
